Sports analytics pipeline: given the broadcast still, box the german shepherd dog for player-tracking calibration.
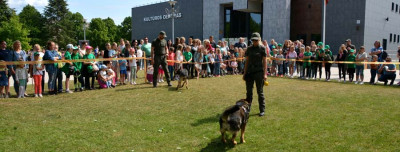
[219,99,250,145]
[175,68,189,90]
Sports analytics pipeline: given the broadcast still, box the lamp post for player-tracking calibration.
[167,0,177,44]
[83,19,88,41]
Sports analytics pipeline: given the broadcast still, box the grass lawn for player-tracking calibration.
[1,75,400,151]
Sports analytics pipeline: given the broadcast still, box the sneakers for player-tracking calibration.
[338,79,341,82]
[359,82,364,85]
[355,81,358,84]
[259,112,265,117]
[133,82,137,85]
[34,94,38,98]
[39,94,43,98]
[5,93,9,98]
[65,90,73,93]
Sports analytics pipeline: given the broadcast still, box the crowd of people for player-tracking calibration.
[0,36,399,98]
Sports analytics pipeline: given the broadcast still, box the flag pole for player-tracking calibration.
[323,0,326,45]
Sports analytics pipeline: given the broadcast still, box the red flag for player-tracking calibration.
[326,0,329,4]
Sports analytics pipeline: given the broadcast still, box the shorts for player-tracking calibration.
[120,69,127,75]
[356,65,364,76]
[137,59,142,66]
[195,63,202,70]
[158,68,164,74]
[202,64,208,70]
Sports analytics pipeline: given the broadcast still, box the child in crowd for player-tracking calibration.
[355,46,367,84]
[0,61,8,98]
[324,45,333,81]
[347,49,356,82]
[33,52,44,97]
[158,65,164,83]
[147,65,154,83]
[303,46,312,79]
[175,44,183,80]
[370,55,379,85]
[106,70,114,88]
[231,57,238,75]
[336,44,347,82]
[298,47,304,78]
[15,61,28,98]
[72,47,83,92]
[276,49,284,77]
[310,45,318,79]
[214,48,222,77]
[201,49,209,78]
[119,54,127,85]
[183,46,192,73]
[167,47,175,80]
[129,49,137,85]
[136,46,143,71]
[286,45,297,78]
[208,49,215,77]
[271,48,278,76]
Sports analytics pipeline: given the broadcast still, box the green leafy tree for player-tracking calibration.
[0,0,15,22]
[88,18,109,50]
[0,15,31,51]
[103,17,117,42]
[19,5,46,46]
[44,0,75,48]
[117,17,132,42]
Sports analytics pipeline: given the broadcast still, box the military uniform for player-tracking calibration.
[152,36,171,87]
[244,39,266,115]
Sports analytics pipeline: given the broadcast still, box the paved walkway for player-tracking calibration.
[9,67,400,87]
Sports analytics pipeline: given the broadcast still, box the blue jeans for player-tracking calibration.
[370,69,377,84]
[214,62,221,75]
[56,68,63,91]
[11,73,26,95]
[168,65,174,79]
[278,64,283,75]
[379,74,396,85]
[48,69,58,90]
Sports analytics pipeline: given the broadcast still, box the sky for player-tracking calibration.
[8,0,163,25]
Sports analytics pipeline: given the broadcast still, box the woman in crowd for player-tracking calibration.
[336,44,347,82]
[324,45,333,81]
[355,46,367,84]
[286,44,297,78]
[43,41,61,95]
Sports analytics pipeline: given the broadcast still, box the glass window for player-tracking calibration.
[397,4,399,12]
[398,35,400,43]
[393,2,395,11]
[390,33,392,42]
[224,8,231,38]
[249,13,262,34]
[395,34,397,42]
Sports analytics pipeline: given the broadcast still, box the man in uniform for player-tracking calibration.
[151,31,172,88]
[243,32,268,117]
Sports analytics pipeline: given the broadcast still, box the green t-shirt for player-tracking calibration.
[347,54,356,68]
[61,51,73,74]
[303,51,312,67]
[183,51,192,62]
[141,43,152,57]
[316,49,325,60]
[83,53,96,73]
[71,53,82,71]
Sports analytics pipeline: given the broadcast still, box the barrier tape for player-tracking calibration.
[1,56,400,66]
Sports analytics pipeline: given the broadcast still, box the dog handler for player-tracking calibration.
[151,31,172,88]
[243,32,268,117]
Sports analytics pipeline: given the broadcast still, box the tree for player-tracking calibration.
[103,17,117,42]
[0,15,31,51]
[19,5,46,46]
[69,12,85,42]
[87,18,109,49]
[0,0,15,22]
[44,0,75,48]
[117,17,132,42]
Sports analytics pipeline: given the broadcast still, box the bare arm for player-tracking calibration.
[263,57,268,80]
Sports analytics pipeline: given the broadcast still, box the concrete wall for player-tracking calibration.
[131,0,203,41]
[364,0,400,56]
[203,0,234,40]
[325,0,366,54]
[262,0,291,44]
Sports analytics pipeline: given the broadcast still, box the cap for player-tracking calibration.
[346,39,351,42]
[349,49,355,53]
[272,45,276,49]
[85,46,93,50]
[325,45,330,50]
[317,42,324,46]
[34,52,40,56]
[250,32,261,41]
[73,46,79,50]
[278,43,283,47]
[100,65,107,70]
[159,31,167,37]
[66,44,74,49]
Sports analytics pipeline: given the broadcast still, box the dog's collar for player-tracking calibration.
[241,106,249,114]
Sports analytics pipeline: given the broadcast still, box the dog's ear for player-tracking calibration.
[240,99,249,105]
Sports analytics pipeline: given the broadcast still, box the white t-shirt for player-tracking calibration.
[129,54,137,67]
[208,53,215,62]
[136,49,143,58]
[176,50,183,61]
[79,48,86,56]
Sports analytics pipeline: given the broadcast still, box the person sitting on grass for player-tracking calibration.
[378,57,397,86]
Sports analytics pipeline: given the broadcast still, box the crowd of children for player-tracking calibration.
[0,38,399,99]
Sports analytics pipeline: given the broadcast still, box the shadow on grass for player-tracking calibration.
[200,137,235,152]
[191,114,220,127]
[115,86,154,92]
